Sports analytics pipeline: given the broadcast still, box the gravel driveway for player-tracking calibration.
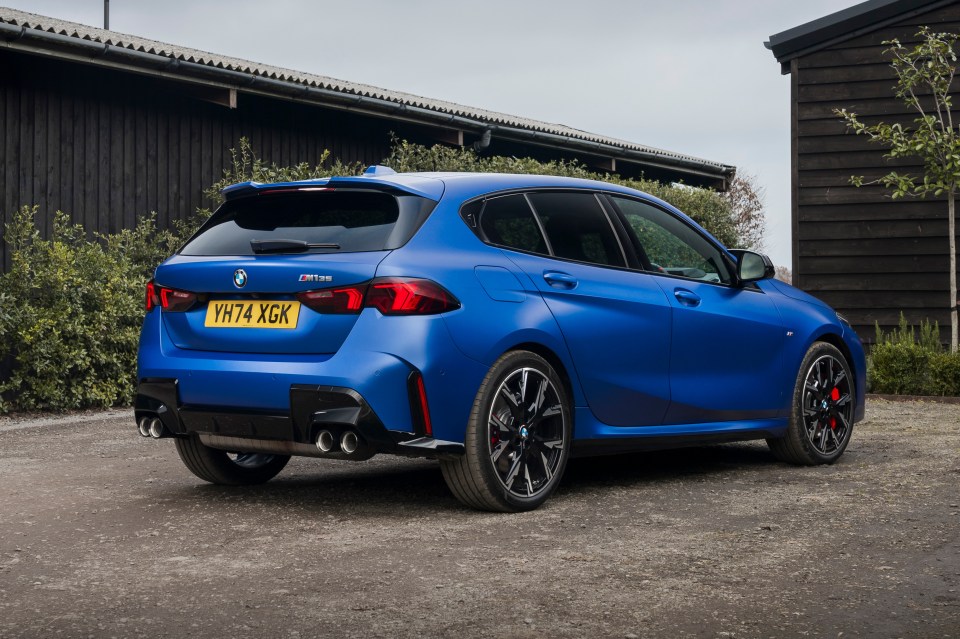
[1,399,958,638]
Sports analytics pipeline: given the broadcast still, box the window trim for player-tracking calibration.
[601,193,744,289]
[463,188,632,271]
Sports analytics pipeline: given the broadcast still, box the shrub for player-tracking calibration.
[868,313,960,395]
[869,342,934,395]
[0,207,179,412]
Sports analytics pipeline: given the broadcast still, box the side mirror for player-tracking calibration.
[730,249,775,283]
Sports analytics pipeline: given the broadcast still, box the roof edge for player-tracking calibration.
[765,0,948,63]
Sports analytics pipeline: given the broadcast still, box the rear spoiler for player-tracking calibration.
[221,168,445,202]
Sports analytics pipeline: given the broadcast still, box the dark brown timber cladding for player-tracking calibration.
[793,3,960,341]
[0,50,396,271]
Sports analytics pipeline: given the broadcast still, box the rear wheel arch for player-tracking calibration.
[505,342,578,433]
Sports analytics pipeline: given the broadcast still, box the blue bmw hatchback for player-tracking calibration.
[136,167,866,512]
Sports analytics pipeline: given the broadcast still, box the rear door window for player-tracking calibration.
[527,192,626,267]
[180,190,435,256]
[472,190,628,269]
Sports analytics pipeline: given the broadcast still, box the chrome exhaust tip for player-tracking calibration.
[148,417,165,439]
[137,417,151,437]
[340,430,359,455]
[316,430,336,453]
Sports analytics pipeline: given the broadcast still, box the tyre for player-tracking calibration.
[441,350,572,512]
[174,434,290,485]
[768,342,854,465]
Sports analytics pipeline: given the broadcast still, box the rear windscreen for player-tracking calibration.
[180,190,436,256]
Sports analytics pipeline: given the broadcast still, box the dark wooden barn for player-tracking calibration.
[0,8,734,271]
[767,0,960,341]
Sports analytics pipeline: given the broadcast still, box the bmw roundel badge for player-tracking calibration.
[233,268,248,288]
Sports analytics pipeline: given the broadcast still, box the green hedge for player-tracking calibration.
[0,208,180,412]
[0,138,749,413]
[868,314,960,396]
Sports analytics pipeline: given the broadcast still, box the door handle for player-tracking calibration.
[543,271,578,290]
[674,288,701,307]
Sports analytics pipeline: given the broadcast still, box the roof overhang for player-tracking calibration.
[765,0,952,74]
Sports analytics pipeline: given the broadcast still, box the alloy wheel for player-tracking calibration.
[800,354,853,455]
[487,367,566,498]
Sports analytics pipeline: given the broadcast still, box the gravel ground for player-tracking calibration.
[0,399,958,638]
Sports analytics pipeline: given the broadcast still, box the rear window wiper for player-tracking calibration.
[250,239,341,254]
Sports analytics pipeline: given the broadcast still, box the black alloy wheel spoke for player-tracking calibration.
[503,453,524,490]
[490,411,517,436]
[498,386,523,422]
[490,439,510,464]
[832,368,847,388]
[836,411,851,430]
[818,424,830,450]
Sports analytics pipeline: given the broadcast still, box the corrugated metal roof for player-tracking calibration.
[0,7,733,177]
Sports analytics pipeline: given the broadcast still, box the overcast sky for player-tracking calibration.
[3,0,867,267]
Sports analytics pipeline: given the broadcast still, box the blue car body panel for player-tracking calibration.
[138,170,866,454]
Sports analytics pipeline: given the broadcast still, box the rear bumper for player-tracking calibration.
[134,378,464,460]
[137,306,488,445]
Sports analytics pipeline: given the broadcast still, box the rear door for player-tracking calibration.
[479,191,673,426]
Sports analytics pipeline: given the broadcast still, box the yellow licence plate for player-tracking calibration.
[204,301,301,329]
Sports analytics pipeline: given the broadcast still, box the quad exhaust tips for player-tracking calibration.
[137,416,167,439]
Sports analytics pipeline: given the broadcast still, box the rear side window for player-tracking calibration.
[180,190,436,256]
[479,194,547,254]
[527,192,626,267]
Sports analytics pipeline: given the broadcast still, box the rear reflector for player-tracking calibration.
[408,371,433,437]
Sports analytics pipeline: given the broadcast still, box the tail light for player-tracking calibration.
[297,286,367,314]
[296,278,459,316]
[365,278,459,315]
[145,280,198,313]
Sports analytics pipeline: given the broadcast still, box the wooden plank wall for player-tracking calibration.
[0,50,393,271]
[794,3,960,342]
